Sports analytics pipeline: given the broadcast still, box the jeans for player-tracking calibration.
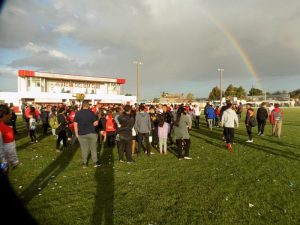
[137,132,151,156]
[118,138,133,162]
[159,137,167,154]
[246,125,252,140]
[195,116,200,128]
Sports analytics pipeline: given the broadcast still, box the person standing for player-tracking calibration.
[0,105,19,168]
[270,103,284,138]
[221,102,239,152]
[214,105,221,127]
[236,102,243,120]
[173,107,192,160]
[245,103,255,143]
[40,105,50,135]
[28,111,38,143]
[55,107,67,151]
[134,105,152,156]
[256,102,268,136]
[74,101,100,168]
[206,104,215,131]
[158,117,169,155]
[193,104,201,129]
[117,105,135,163]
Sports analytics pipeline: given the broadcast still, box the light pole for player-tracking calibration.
[217,68,224,104]
[133,60,143,104]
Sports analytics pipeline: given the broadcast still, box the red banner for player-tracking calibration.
[116,78,126,84]
[18,70,35,77]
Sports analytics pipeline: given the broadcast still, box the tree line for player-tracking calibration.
[208,85,300,100]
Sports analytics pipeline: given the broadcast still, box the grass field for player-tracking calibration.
[8,108,300,225]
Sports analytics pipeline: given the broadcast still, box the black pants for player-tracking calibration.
[224,127,234,144]
[152,127,159,146]
[176,139,191,158]
[56,130,67,149]
[118,138,133,162]
[106,131,115,146]
[29,130,36,142]
[257,119,266,134]
[246,125,252,140]
[137,133,151,156]
[42,123,49,135]
[195,116,200,128]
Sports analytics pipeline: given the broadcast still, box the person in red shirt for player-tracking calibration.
[0,104,19,168]
[269,103,284,138]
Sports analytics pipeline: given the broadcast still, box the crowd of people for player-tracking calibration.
[0,100,284,170]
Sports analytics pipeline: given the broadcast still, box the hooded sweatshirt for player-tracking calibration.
[134,111,151,133]
[221,108,239,128]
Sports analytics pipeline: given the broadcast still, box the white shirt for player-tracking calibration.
[221,108,239,128]
[193,107,200,116]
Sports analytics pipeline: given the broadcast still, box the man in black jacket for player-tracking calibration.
[117,105,135,163]
[256,102,268,136]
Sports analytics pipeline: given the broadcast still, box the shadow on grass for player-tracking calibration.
[191,127,300,161]
[91,145,114,225]
[20,144,79,204]
[16,133,51,151]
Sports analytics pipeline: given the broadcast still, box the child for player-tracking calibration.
[29,111,38,143]
[158,117,169,155]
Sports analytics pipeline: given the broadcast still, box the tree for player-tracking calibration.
[235,86,246,99]
[186,93,195,103]
[224,84,235,97]
[153,97,160,103]
[208,86,221,100]
[248,88,263,96]
[289,89,300,98]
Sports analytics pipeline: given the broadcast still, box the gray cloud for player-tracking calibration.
[1,0,300,98]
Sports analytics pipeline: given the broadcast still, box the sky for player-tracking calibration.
[1,0,300,99]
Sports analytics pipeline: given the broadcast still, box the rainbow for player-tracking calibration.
[202,9,262,89]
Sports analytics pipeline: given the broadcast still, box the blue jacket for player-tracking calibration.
[206,107,215,119]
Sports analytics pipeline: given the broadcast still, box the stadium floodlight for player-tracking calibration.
[133,61,143,104]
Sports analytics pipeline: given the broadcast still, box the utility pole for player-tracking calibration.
[217,68,224,104]
[133,61,143,104]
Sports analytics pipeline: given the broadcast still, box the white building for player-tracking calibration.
[0,70,136,110]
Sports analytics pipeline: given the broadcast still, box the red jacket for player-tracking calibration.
[25,107,40,119]
[0,121,14,143]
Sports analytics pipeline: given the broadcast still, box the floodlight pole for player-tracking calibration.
[133,61,143,104]
[218,68,224,104]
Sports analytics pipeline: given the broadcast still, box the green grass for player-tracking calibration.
[8,108,300,225]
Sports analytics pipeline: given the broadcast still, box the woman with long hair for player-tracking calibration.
[173,107,192,160]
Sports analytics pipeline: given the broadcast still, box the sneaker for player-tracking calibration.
[35,140,38,143]
[257,132,261,136]
[94,162,101,167]
[82,163,88,168]
[150,152,155,155]
[260,133,264,136]
[227,143,233,152]
[127,161,134,164]
[178,158,184,160]
[246,140,253,143]
[184,157,192,160]
[119,160,124,163]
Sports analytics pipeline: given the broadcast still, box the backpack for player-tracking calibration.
[105,116,116,132]
[29,118,36,130]
[273,111,282,121]
[249,117,257,127]
[49,115,60,129]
